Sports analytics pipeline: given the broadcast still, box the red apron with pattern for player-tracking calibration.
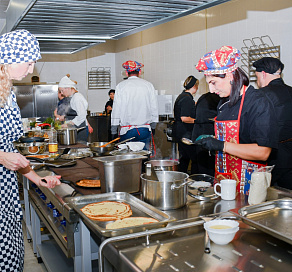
[214,86,266,195]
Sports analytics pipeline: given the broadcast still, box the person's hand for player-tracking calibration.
[107,106,112,111]
[88,123,93,134]
[0,152,30,171]
[195,137,224,152]
[61,123,68,128]
[39,175,61,188]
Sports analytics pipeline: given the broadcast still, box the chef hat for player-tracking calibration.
[58,75,77,89]
[196,46,241,75]
[122,60,144,72]
[0,29,41,64]
[253,57,284,75]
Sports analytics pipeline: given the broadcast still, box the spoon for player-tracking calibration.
[99,137,120,148]
[181,138,195,145]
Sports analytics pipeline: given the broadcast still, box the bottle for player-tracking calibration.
[48,128,58,158]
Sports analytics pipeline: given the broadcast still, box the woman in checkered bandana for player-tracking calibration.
[0,29,61,271]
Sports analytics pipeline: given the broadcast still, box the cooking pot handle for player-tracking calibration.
[171,179,193,190]
[77,126,86,132]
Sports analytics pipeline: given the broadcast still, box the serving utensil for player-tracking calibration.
[181,138,195,145]
[100,137,120,148]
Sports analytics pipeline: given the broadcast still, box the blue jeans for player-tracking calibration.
[120,128,151,150]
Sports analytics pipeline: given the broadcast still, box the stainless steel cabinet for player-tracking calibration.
[14,84,58,118]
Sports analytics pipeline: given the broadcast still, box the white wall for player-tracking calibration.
[115,0,292,99]
[16,0,292,113]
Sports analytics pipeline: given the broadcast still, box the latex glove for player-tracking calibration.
[195,137,224,152]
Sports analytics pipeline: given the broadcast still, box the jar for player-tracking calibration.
[48,128,58,157]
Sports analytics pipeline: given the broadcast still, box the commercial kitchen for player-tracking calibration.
[1,0,292,272]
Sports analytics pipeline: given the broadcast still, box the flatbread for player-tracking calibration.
[76,179,101,188]
[106,217,159,230]
[27,154,50,159]
[81,201,132,221]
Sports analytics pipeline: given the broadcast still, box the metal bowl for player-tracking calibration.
[89,142,115,156]
[15,142,48,155]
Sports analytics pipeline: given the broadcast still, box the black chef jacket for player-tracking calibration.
[173,91,196,139]
[216,85,278,150]
[259,78,292,169]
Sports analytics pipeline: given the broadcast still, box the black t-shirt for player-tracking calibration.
[173,91,196,139]
[216,85,278,149]
[260,78,292,168]
[105,99,113,114]
[192,93,220,141]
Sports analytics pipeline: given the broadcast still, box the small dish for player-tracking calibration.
[204,219,239,245]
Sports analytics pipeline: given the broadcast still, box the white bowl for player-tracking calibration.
[204,219,239,245]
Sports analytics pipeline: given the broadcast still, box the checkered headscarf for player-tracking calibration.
[0,29,41,64]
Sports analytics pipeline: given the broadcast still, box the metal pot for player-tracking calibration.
[144,160,179,171]
[89,142,115,156]
[57,127,86,145]
[141,171,189,210]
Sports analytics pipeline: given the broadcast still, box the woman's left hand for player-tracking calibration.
[39,175,61,188]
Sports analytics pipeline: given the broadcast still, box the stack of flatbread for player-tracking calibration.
[81,201,132,221]
[106,217,159,229]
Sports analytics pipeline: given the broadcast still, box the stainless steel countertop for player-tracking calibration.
[99,186,292,272]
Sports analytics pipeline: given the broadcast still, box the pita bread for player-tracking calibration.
[81,201,132,221]
[106,217,159,230]
[76,179,101,187]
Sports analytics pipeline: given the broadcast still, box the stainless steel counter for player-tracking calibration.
[99,187,292,272]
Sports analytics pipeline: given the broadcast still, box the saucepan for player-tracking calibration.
[89,137,136,156]
[57,127,86,145]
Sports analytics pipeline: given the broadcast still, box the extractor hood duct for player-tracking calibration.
[5,0,231,54]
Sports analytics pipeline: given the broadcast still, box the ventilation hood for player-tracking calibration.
[5,0,231,54]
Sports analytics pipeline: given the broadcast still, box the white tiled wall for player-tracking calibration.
[115,0,292,99]
[17,0,292,113]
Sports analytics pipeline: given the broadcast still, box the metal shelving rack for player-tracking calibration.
[88,67,111,89]
[241,35,280,82]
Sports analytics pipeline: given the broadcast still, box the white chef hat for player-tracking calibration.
[58,75,77,89]
[0,29,41,64]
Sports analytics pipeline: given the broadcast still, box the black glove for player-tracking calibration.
[194,137,224,152]
[111,134,118,140]
[151,129,155,136]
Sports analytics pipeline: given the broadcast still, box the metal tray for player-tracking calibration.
[66,192,175,237]
[230,198,292,245]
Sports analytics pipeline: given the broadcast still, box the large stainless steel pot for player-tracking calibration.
[57,127,85,145]
[141,171,189,210]
[144,160,179,171]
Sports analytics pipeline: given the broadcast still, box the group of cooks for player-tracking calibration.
[0,28,292,271]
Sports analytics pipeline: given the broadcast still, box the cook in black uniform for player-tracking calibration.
[104,89,115,115]
[191,92,220,176]
[253,57,292,189]
[195,46,278,194]
[173,75,198,174]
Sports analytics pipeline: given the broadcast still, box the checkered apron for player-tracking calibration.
[0,90,24,271]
